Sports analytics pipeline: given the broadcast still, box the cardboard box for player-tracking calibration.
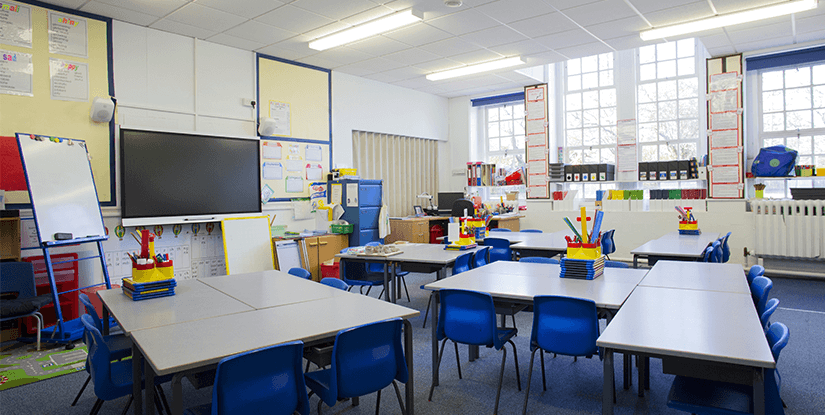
[679,160,690,180]
[668,161,679,180]
[565,165,573,182]
[639,162,648,181]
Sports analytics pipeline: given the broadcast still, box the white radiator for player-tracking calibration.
[753,200,825,259]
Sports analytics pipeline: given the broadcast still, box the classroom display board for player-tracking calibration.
[706,55,744,199]
[0,1,113,205]
[260,138,329,200]
[16,133,106,244]
[524,84,549,199]
[221,216,274,275]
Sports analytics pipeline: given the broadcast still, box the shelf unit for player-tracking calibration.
[22,253,79,336]
[1,212,21,261]
[745,176,825,199]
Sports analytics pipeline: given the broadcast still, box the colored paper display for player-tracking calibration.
[48,11,88,58]
[0,49,32,96]
[0,2,32,48]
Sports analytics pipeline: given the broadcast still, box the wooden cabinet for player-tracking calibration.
[1,211,21,261]
[492,216,521,231]
[386,218,430,244]
[304,234,348,281]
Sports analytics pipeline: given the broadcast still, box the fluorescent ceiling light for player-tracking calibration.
[426,57,525,81]
[309,9,423,51]
[640,0,817,41]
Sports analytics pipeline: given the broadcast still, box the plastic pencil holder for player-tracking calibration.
[132,263,162,283]
[678,220,698,231]
[157,260,174,280]
[566,236,602,260]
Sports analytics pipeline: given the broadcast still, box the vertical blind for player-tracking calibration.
[352,131,439,217]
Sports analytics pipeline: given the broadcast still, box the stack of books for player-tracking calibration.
[559,256,604,280]
[445,243,477,251]
[121,277,176,301]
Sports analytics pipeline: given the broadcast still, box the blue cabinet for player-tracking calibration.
[328,179,382,246]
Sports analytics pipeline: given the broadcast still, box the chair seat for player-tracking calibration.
[103,334,133,361]
[667,375,753,415]
[0,294,53,317]
[305,367,337,406]
[495,327,518,348]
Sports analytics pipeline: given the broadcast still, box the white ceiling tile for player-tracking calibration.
[225,21,296,45]
[41,0,87,9]
[459,26,529,48]
[255,44,315,61]
[495,70,537,82]
[603,34,655,52]
[488,39,550,57]
[707,45,738,57]
[94,0,189,18]
[378,65,429,80]
[383,23,452,46]
[392,77,435,90]
[196,0,284,19]
[711,0,786,15]
[585,15,650,40]
[417,84,449,95]
[553,41,613,59]
[312,47,377,65]
[475,0,555,24]
[427,9,500,36]
[534,28,597,50]
[267,36,317,54]
[643,1,713,27]
[383,0,461,21]
[796,28,825,44]
[296,54,340,69]
[352,57,407,73]
[734,36,796,54]
[303,22,352,40]
[561,0,637,27]
[726,21,792,44]
[545,0,603,11]
[419,37,482,56]
[630,0,698,14]
[508,12,578,38]
[335,62,381,77]
[449,49,505,65]
[382,47,443,66]
[523,49,568,64]
[291,0,378,21]
[165,3,247,32]
[255,5,334,34]
[341,6,397,26]
[413,58,464,72]
[347,36,412,56]
[796,14,825,34]
[364,72,406,84]
[697,30,731,50]
[150,18,218,39]
[207,33,267,51]
[80,2,159,26]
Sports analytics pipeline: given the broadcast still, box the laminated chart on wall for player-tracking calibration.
[524,84,549,199]
[616,119,637,180]
[707,55,744,199]
[260,138,329,201]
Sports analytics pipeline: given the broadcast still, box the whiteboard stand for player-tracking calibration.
[17,134,113,346]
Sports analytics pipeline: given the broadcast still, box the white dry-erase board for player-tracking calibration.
[221,216,275,275]
[17,133,106,244]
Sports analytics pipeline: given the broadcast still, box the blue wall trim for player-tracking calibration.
[745,45,825,71]
[471,92,524,107]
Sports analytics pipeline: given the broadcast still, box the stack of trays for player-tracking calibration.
[548,163,565,182]
[678,229,702,235]
[559,256,604,280]
[445,243,477,251]
[122,277,176,301]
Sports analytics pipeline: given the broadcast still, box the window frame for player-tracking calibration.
[482,101,526,172]
[563,52,618,165]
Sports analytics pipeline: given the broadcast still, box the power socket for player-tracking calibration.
[242,98,255,107]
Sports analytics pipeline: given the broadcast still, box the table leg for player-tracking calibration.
[637,355,645,397]
[403,319,414,415]
[644,356,650,390]
[624,354,631,390]
[102,307,110,336]
[633,255,638,268]
[469,345,479,361]
[603,348,614,415]
[132,343,143,415]
[431,291,439,388]
[172,374,184,415]
[384,263,392,303]
[145,358,156,415]
[390,262,397,304]
[753,368,765,415]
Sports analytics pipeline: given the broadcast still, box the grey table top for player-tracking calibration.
[630,232,721,257]
[337,243,481,265]
[132,292,420,376]
[424,261,647,309]
[98,279,253,333]
[485,230,572,251]
[639,260,750,294]
[199,270,347,309]
[596,286,775,368]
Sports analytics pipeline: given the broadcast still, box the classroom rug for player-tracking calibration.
[0,341,86,391]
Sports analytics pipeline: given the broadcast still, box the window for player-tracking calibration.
[564,53,617,164]
[637,38,700,162]
[759,62,825,166]
[484,102,525,170]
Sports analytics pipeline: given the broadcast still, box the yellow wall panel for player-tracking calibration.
[257,57,329,142]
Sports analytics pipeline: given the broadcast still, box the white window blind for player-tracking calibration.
[352,131,439,217]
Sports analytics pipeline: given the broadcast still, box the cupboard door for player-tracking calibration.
[305,237,321,281]
[317,234,348,281]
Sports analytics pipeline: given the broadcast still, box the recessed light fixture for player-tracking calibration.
[444,0,463,7]
[640,0,817,41]
[308,8,423,51]
[426,57,525,81]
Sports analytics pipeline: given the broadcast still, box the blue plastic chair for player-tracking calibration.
[666,322,789,415]
[185,341,310,415]
[747,265,765,284]
[751,276,773,316]
[423,251,474,329]
[709,240,723,263]
[484,237,512,263]
[520,229,542,233]
[600,229,616,260]
[761,298,780,332]
[523,295,600,414]
[699,246,713,262]
[339,248,386,297]
[366,242,410,302]
[471,246,490,268]
[489,228,512,232]
[288,267,312,280]
[0,262,52,351]
[519,257,558,264]
[428,289,521,414]
[604,260,629,268]
[305,318,408,415]
[720,232,732,263]
[320,277,349,291]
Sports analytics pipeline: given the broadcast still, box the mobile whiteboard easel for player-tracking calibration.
[221,216,275,275]
[17,133,112,345]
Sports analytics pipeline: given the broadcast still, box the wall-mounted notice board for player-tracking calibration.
[524,84,549,199]
[706,55,744,199]
[0,1,114,206]
[261,138,329,200]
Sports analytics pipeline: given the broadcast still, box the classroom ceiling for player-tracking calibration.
[44,0,825,98]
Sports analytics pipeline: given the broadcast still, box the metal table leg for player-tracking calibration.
[637,355,646,397]
[431,291,439,389]
[132,343,143,415]
[172,374,184,415]
[145,358,156,415]
[403,320,414,415]
[624,354,631,390]
[603,348,614,415]
[753,368,765,415]
[103,308,110,336]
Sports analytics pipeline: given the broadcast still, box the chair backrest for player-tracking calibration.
[519,257,558,264]
[720,232,732,262]
[287,267,311,280]
[320,277,349,291]
[437,289,499,348]
[700,246,713,262]
[452,252,473,275]
[471,247,490,268]
[520,229,542,233]
[79,293,105,333]
[364,242,385,274]
[751,276,773,315]
[212,341,310,415]
[330,319,408,402]
[81,314,117,399]
[0,262,36,298]
[766,321,789,361]
[761,298,779,331]
[451,199,475,217]
[601,229,616,255]
[489,228,511,233]
[709,240,723,263]
[604,260,629,268]
[747,265,765,284]
[531,295,599,357]
[484,237,511,263]
[338,247,377,285]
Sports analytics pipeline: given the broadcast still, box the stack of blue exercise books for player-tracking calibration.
[559,257,605,280]
[121,277,176,301]
[678,229,702,235]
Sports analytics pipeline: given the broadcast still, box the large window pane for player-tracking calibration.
[785,67,811,88]
[763,90,784,112]
[488,107,499,121]
[762,71,783,91]
[488,122,499,137]
[785,87,811,110]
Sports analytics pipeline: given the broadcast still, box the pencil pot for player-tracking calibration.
[566,237,602,260]
[132,263,158,283]
[678,221,698,231]
[157,260,174,280]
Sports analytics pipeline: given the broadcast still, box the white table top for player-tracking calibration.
[485,230,572,252]
[199,270,347,309]
[596,286,775,368]
[639,260,749,294]
[630,232,721,258]
[337,243,481,265]
[98,279,253,332]
[132,292,419,376]
[424,262,646,309]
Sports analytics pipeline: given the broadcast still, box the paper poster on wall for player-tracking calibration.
[710,112,738,130]
[0,2,32,48]
[260,184,274,204]
[0,49,33,96]
[709,147,741,166]
[617,119,637,173]
[306,163,322,181]
[285,176,303,193]
[262,141,282,159]
[286,156,302,172]
[711,183,741,198]
[305,144,322,161]
[262,162,283,180]
[48,11,87,58]
[709,165,740,183]
[330,183,342,205]
[269,101,290,136]
[346,183,358,207]
[526,100,544,119]
[710,129,739,149]
[49,58,87,101]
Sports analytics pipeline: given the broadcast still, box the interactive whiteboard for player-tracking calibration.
[221,216,275,275]
[17,133,106,244]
